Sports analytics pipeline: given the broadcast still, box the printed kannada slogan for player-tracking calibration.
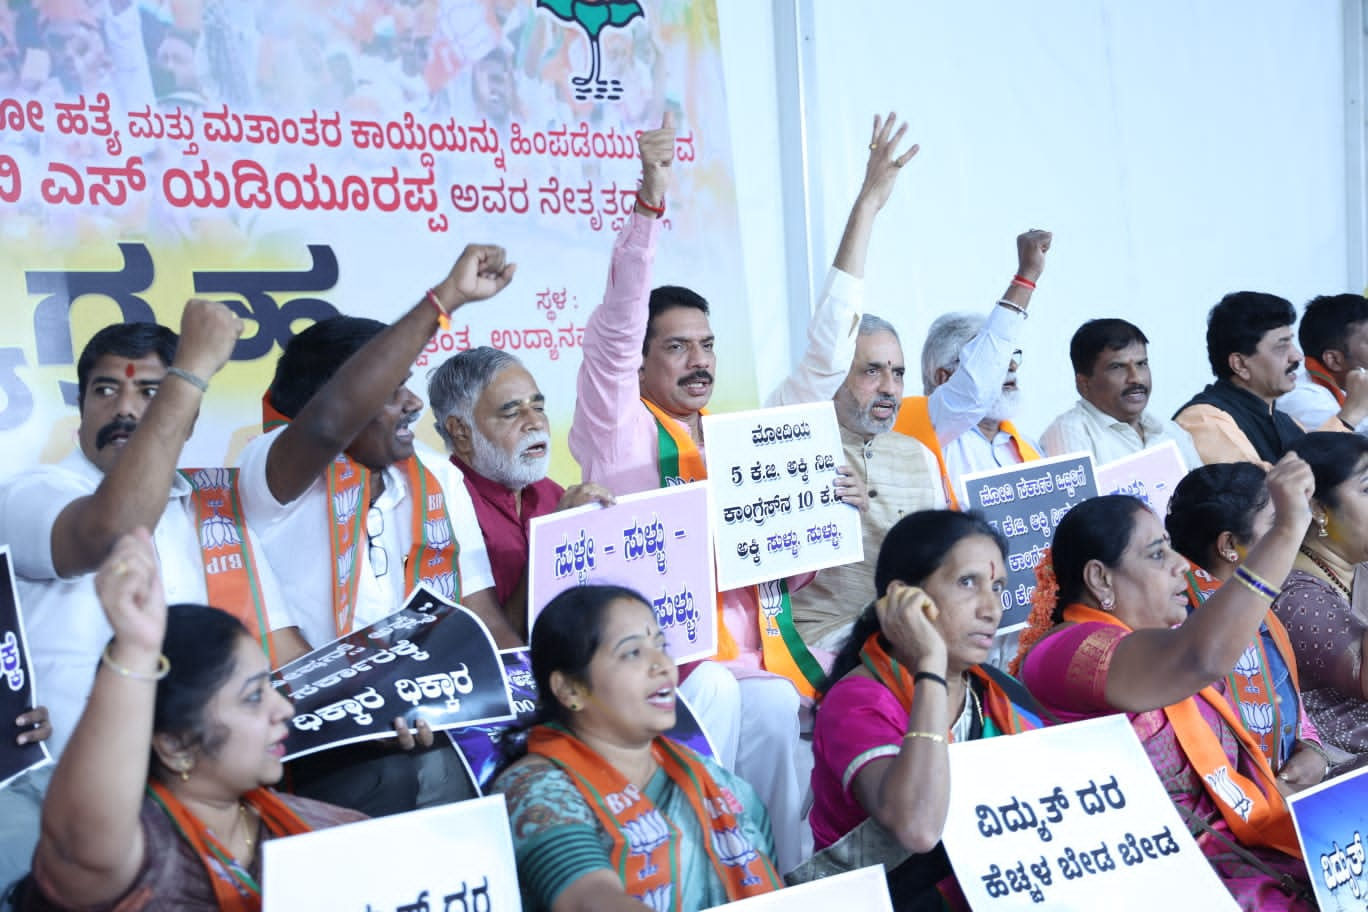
[701,402,863,592]
[1095,441,1187,521]
[262,795,519,911]
[941,715,1238,911]
[0,546,50,788]
[0,0,755,478]
[1288,764,1368,908]
[271,587,514,762]
[960,452,1099,631]
[527,482,716,663]
[448,647,716,795]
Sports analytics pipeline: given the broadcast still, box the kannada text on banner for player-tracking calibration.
[0,546,50,788]
[272,586,514,761]
[527,481,716,663]
[1095,441,1187,521]
[960,451,1099,631]
[701,401,863,592]
[940,714,1238,911]
[0,0,754,484]
[1288,764,1368,908]
[262,794,519,911]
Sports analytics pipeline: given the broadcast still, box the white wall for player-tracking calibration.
[724,0,1352,437]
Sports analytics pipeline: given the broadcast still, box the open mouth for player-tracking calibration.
[1122,387,1148,402]
[647,686,676,710]
[521,442,548,459]
[969,632,995,649]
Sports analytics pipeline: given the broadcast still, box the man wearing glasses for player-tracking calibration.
[892,230,1052,506]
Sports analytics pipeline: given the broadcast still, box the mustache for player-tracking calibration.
[678,370,713,387]
[519,430,551,453]
[95,418,138,449]
[1123,384,1149,397]
[870,397,897,409]
[1287,361,1301,375]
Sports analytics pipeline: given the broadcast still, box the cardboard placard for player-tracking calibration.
[527,482,716,664]
[959,451,1099,630]
[701,402,863,592]
[941,714,1238,911]
[1095,441,1188,520]
[1288,764,1368,908]
[272,587,514,761]
[262,795,519,910]
[0,547,50,788]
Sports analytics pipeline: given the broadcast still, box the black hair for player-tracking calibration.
[823,510,1007,692]
[1068,319,1149,376]
[150,603,251,778]
[498,584,651,765]
[267,316,385,418]
[1165,463,1269,570]
[642,285,710,357]
[1051,495,1150,622]
[1289,432,1368,510]
[1299,294,1368,364]
[1205,291,1296,380]
[75,323,178,409]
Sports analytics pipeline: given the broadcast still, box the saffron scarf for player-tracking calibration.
[146,781,312,911]
[858,633,1046,739]
[1183,564,1301,769]
[263,396,461,636]
[180,467,276,666]
[1061,603,1300,857]
[642,398,825,698]
[528,725,780,909]
[891,397,1041,510]
[1304,355,1346,406]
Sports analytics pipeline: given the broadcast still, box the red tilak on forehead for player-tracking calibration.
[124,363,136,378]
[990,560,997,579]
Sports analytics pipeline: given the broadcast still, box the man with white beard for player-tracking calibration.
[892,229,1052,505]
[428,346,613,640]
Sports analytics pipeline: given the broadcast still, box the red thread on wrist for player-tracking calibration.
[1011,274,1037,290]
[426,288,450,331]
[635,194,666,217]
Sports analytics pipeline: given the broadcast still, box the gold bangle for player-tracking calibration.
[101,643,170,681]
[903,730,946,744]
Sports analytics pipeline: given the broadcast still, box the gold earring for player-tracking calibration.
[1317,516,1329,538]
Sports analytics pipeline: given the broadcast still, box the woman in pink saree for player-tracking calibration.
[1016,454,1316,911]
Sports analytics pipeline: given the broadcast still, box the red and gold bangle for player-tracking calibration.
[425,288,450,331]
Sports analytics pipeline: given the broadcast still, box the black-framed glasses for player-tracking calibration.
[366,506,388,578]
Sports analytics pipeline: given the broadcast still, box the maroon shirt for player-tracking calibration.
[453,455,564,606]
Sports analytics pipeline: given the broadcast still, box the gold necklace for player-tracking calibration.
[1299,545,1352,600]
[238,803,256,856]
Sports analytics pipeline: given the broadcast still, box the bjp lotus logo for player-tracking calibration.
[536,0,644,100]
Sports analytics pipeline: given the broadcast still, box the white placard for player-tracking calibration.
[707,865,893,911]
[701,401,863,591]
[941,714,1238,911]
[263,795,521,911]
[1095,440,1188,520]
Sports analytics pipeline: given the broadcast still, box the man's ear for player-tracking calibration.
[446,414,473,460]
[1321,348,1349,374]
[1228,351,1252,383]
[933,366,954,387]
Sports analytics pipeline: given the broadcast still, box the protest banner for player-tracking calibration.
[0,1,752,492]
[702,401,863,591]
[527,482,716,663]
[0,547,50,788]
[707,865,893,911]
[272,586,514,762]
[449,647,717,793]
[940,714,1237,911]
[1095,441,1187,520]
[960,451,1099,631]
[1288,764,1368,907]
[263,794,519,911]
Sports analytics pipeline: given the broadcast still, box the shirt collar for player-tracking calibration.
[1077,397,1161,436]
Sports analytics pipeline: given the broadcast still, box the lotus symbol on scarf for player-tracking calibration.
[711,826,762,886]
[1203,765,1254,821]
[424,518,452,550]
[190,468,232,491]
[1231,644,1261,681]
[635,884,673,912]
[536,0,644,101]
[1239,700,1275,736]
[623,809,670,877]
[199,513,243,549]
[423,571,456,601]
[333,486,361,523]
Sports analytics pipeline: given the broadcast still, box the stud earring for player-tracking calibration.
[1100,596,1115,611]
[1222,550,1239,563]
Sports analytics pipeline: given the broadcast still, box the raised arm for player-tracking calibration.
[1103,453,1313,711]
[850,585,953,853]
[767,112,918,407]
[928,230,1051,444]
[35,530,165,908]
[568,115,673,477]
[264,245,516,504]
[50,301,242,578]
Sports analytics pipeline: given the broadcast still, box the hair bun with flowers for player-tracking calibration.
[1008,546,1060,676]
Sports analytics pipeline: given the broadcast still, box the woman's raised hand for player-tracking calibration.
[93,529,166,664]
[877,582,947,672]
[1266,452,1315,537]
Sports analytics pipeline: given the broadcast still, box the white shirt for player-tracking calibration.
[1278,367,1368,434]
[929,304,1028,445]
[1040,398,1202,469]
[237,428,494,649]
[943,424,1041,504]
[0,451,290,757]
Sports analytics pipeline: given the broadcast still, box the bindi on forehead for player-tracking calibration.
[125,363,136,378]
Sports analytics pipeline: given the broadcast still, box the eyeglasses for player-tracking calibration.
[366,506,388,578]
[1010,349,1024,366]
